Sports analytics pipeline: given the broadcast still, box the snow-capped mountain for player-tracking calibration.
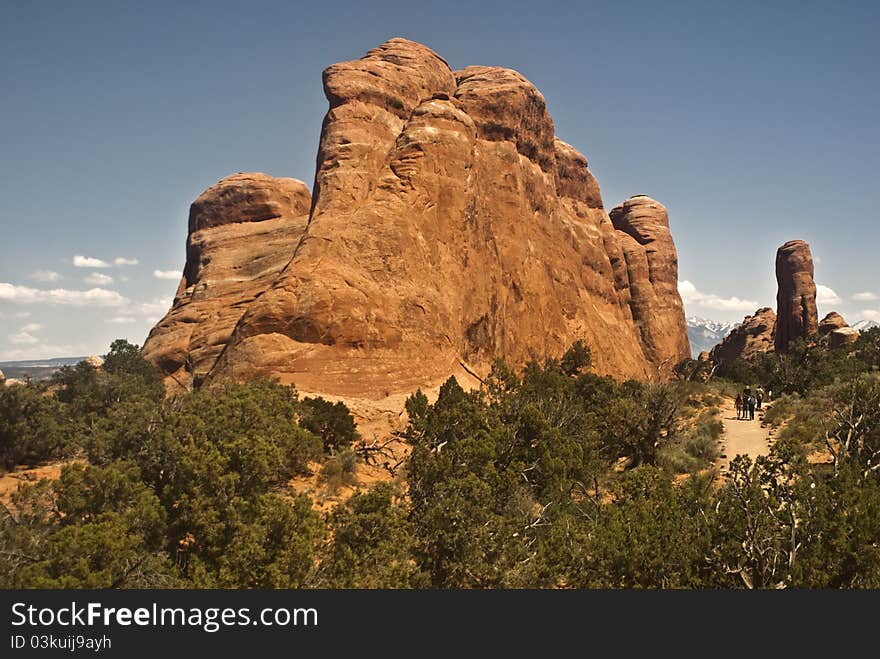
[686,316,739,358]
[852,319,880,332]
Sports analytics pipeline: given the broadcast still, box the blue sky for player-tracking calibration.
[1,1,879,359]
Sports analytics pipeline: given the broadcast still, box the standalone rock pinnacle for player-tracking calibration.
[775,240,818,353]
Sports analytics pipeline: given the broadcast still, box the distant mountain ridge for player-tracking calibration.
[0,356,84,381]
[852,319,880,332]
[686,316,739,358]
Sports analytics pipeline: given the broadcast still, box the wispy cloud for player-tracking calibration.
[860,309,880,321]
[677,280,758,312]
[816,284,842,306]
[0,282,128,306]
[84,272,114,286]
[114,257,139,266]
[0,340,96,361]
[9,323,43,346]
[73,255,111,268]
[110,316,137,324]
[30,270,61,282]
[135,296,172,322]
[153,269,180,280]
[9,330,39,345]
[853,292,879,302]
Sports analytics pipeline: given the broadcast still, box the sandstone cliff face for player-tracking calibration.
[775,240,818,353]
[143,38,690,398]
[142,173,312,389]
[709,307,776,366]
[609,196,690,371]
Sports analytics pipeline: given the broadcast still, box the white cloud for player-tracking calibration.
[0,311,32,319]
[153,269,180,280]
[677,280,758,312]
[30,270,61,282]
[0,282,128,307]
[853,292,879,302]
[860,309,880,321]
[110,316,137,324]
[136,296,173,317]
[10,324,42,345]
[84,272,114,286]
[9,331,39,345]
[73,255,111,268]
[114,257,139,266]
[816,284,841,306]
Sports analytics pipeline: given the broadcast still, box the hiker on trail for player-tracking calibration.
[747,395,756,420]
[735,393,744,419]
[756,387,765,410]
[767,388,772,402]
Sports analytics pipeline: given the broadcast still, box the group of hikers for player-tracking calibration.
[735,385,770,420]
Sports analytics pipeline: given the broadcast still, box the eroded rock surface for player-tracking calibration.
[818,311,848,335]
[609,196,690,372]
[143,173,312,389]
[709,307,776,367]
[775,240,818,353]
[829,327,859,349]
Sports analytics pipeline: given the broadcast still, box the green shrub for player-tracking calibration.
[659,408,721,474]
[658,443,701,474]
[0,383,69,470]
[762,393,801,428]
[560,340,592,376]
[319,448,359,493]
[298,397,359,452]
[9,337,880,590]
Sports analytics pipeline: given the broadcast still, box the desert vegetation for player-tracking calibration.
[3,334,880,588]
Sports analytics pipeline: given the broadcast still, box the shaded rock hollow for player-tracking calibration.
[143,38,690,401]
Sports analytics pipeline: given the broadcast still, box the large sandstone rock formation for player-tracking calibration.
[818,311,848,335]
[775,240,818,353]
[818,311,859,349]
[609,196,690,370]
[706,240,857,367]
[829,327,859,349]
[143,38,690,400]
[143,173,312,388]
[709,307,776,367]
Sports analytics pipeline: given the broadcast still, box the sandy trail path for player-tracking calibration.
[717,397,773,477]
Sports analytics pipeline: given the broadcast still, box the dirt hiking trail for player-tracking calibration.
[717,396,774,478]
